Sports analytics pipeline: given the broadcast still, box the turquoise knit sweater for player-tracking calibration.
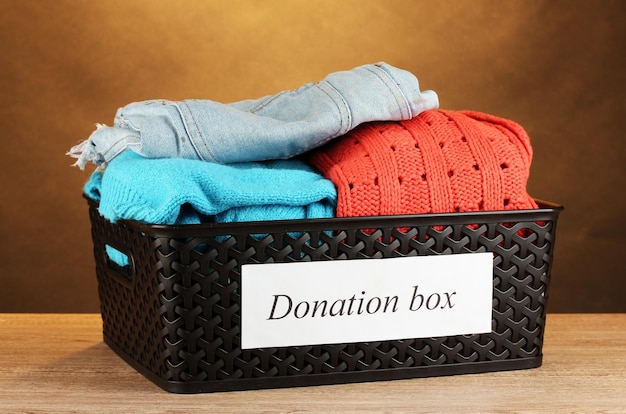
[85,151,337,226]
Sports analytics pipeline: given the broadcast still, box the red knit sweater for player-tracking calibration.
[307,110,537,217]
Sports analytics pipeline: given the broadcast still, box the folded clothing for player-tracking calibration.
[85,151,337,225]
[307,109,537,217]
[68,62,438,169]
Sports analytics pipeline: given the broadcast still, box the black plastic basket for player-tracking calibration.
[86,196,562,393]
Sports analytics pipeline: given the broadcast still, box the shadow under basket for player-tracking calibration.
[86,196,563,394]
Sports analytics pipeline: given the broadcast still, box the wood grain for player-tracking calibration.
[0,313,624,413]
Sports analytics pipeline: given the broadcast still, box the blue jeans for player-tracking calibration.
[68,62,438,169]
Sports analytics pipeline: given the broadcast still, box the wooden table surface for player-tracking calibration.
[0,313,624,413]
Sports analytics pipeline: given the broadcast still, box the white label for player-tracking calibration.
[241,253,493,349]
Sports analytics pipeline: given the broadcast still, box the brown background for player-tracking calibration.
[1,0,624,313]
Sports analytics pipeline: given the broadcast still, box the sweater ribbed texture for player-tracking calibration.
[84,151,337,225]
[307,110,537,217]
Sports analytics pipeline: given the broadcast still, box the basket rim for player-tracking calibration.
[85,194,563,237]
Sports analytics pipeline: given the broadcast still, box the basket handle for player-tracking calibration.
[87,197,137,286]
[103,243,135,285]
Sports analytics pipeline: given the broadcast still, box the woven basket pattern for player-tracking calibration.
[88,199,560,393]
